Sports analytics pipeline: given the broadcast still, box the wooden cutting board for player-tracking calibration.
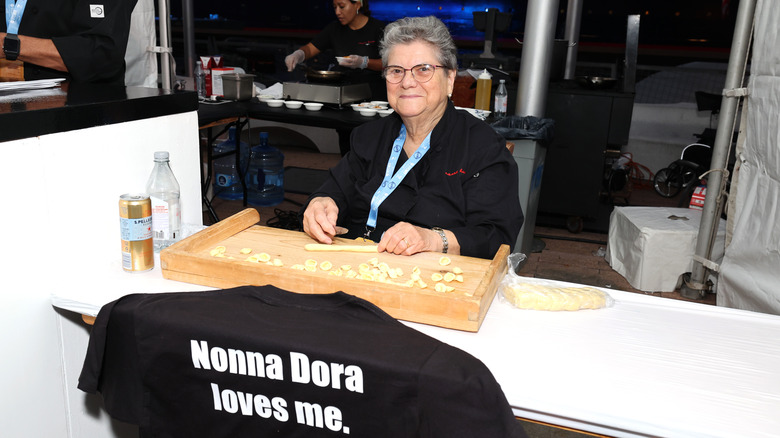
[160,209,509,332]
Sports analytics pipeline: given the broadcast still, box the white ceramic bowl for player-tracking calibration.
[257,94,275,101]
[370,100,388,107]
[377,108,394,117]
[351,103,366,112]
[304,102,323,111]
[284,100,303,109]
[359,108,377,117]
[266,99,284,108]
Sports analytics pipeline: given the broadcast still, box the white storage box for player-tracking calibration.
[606,206,726,292]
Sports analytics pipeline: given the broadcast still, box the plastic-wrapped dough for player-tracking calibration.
[499,253,614,311]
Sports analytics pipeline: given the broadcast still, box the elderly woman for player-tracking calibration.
[301,16,523,259]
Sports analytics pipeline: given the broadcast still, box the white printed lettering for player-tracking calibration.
[211,347,228,372]
[228,349,246,375]
[222,389,238,413]
[210,382,221,410]
[237,391,254,416]
[295,401,324,427]
[272,397,289,422]
[290,352,310,384]
[344,365,364,393]
[190,340,284,381]
[192,340,211,369]
[311,360,329,387]
[289,352,363,392]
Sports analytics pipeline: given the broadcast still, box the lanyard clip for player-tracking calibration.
[363,226,374,240]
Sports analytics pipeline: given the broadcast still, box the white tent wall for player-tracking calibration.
[718,0,780,313]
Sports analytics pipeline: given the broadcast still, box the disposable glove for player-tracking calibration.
[338,54,368,69]
[285,49,305,72]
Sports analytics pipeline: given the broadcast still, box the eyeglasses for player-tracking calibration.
[382,64,446,84]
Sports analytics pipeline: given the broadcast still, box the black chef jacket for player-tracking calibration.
[306,102,524,259]
[311,16,386,100]
[1,0,137,84]
[79,286,527,438]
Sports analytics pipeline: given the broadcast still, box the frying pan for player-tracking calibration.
[298,64,345,83]
[576,76,617,90]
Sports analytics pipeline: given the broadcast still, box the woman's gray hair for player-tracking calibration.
[380,16,458,70]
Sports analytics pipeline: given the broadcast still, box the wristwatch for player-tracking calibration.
[3,34,20,61]
[432,227,448,254]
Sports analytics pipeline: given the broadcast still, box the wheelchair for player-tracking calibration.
[653,142,712,198]
[653,91,720,198]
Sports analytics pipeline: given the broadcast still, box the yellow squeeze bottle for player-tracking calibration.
[475,69,492,111]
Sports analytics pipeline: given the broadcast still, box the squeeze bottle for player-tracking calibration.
[475,69,492,111]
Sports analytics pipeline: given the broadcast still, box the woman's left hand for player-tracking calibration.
[377,222,435,256]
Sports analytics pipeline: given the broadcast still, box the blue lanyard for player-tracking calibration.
[6,0,27,34]
[365,125,432,237]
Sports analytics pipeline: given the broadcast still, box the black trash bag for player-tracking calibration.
[490,115,555,143]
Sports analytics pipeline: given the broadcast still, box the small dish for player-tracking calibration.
[358,108,377,117]
[351,103,365,112]
[304,102,323,111]
[257,95,275,101]
[377,108,394,117]
[266,99,284,108]
[283,100,303,109]
[370,100,388,107]
[335,56,347,64]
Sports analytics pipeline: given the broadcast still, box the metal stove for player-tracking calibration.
[282,81,371,106]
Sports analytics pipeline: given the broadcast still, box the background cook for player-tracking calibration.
[1,0,137,84]
[284,0,385,100]
[301,15,523,259]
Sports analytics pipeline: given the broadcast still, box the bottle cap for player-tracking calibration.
[478,69,492,79]
[154,151,170,161]
[260,132,269,140]
[500,79,505,83]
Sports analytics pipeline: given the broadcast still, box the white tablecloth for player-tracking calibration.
[51,257,780,438]
[606,206,726,292]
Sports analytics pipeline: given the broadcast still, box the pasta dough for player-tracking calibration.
[502,282,609,311]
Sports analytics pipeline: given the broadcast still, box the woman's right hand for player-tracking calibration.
[302,196,341,244]
[285,49,305,72]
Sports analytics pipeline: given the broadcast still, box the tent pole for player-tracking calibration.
[182,0,195,79]
[157,0,172,90]
[515,0,560,117]
[682,0,757,299]
[562,0,582,80]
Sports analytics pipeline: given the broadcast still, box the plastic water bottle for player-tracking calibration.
[494,79,508,119]
[212,126,248,201]
[195,60,207,99]
[145,151,181,252]
[246,132,285,206]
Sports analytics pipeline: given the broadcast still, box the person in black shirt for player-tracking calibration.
[1,0,137,84]
[301,16,523,259]
[284,0,385,99]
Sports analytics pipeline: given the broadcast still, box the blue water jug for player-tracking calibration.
[246,132,285,206]
[212,126,248,200]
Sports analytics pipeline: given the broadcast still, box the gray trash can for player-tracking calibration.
[491,116,554,255]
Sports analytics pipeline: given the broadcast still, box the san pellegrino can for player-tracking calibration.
[119,194,154,272]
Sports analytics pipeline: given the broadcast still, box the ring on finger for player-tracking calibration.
[402,238,409,246]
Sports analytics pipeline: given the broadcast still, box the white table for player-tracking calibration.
[52,258,780,438]
[606,206,727,292]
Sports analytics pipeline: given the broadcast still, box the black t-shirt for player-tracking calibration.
[79,286,526,438]
[311,17,386,100]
